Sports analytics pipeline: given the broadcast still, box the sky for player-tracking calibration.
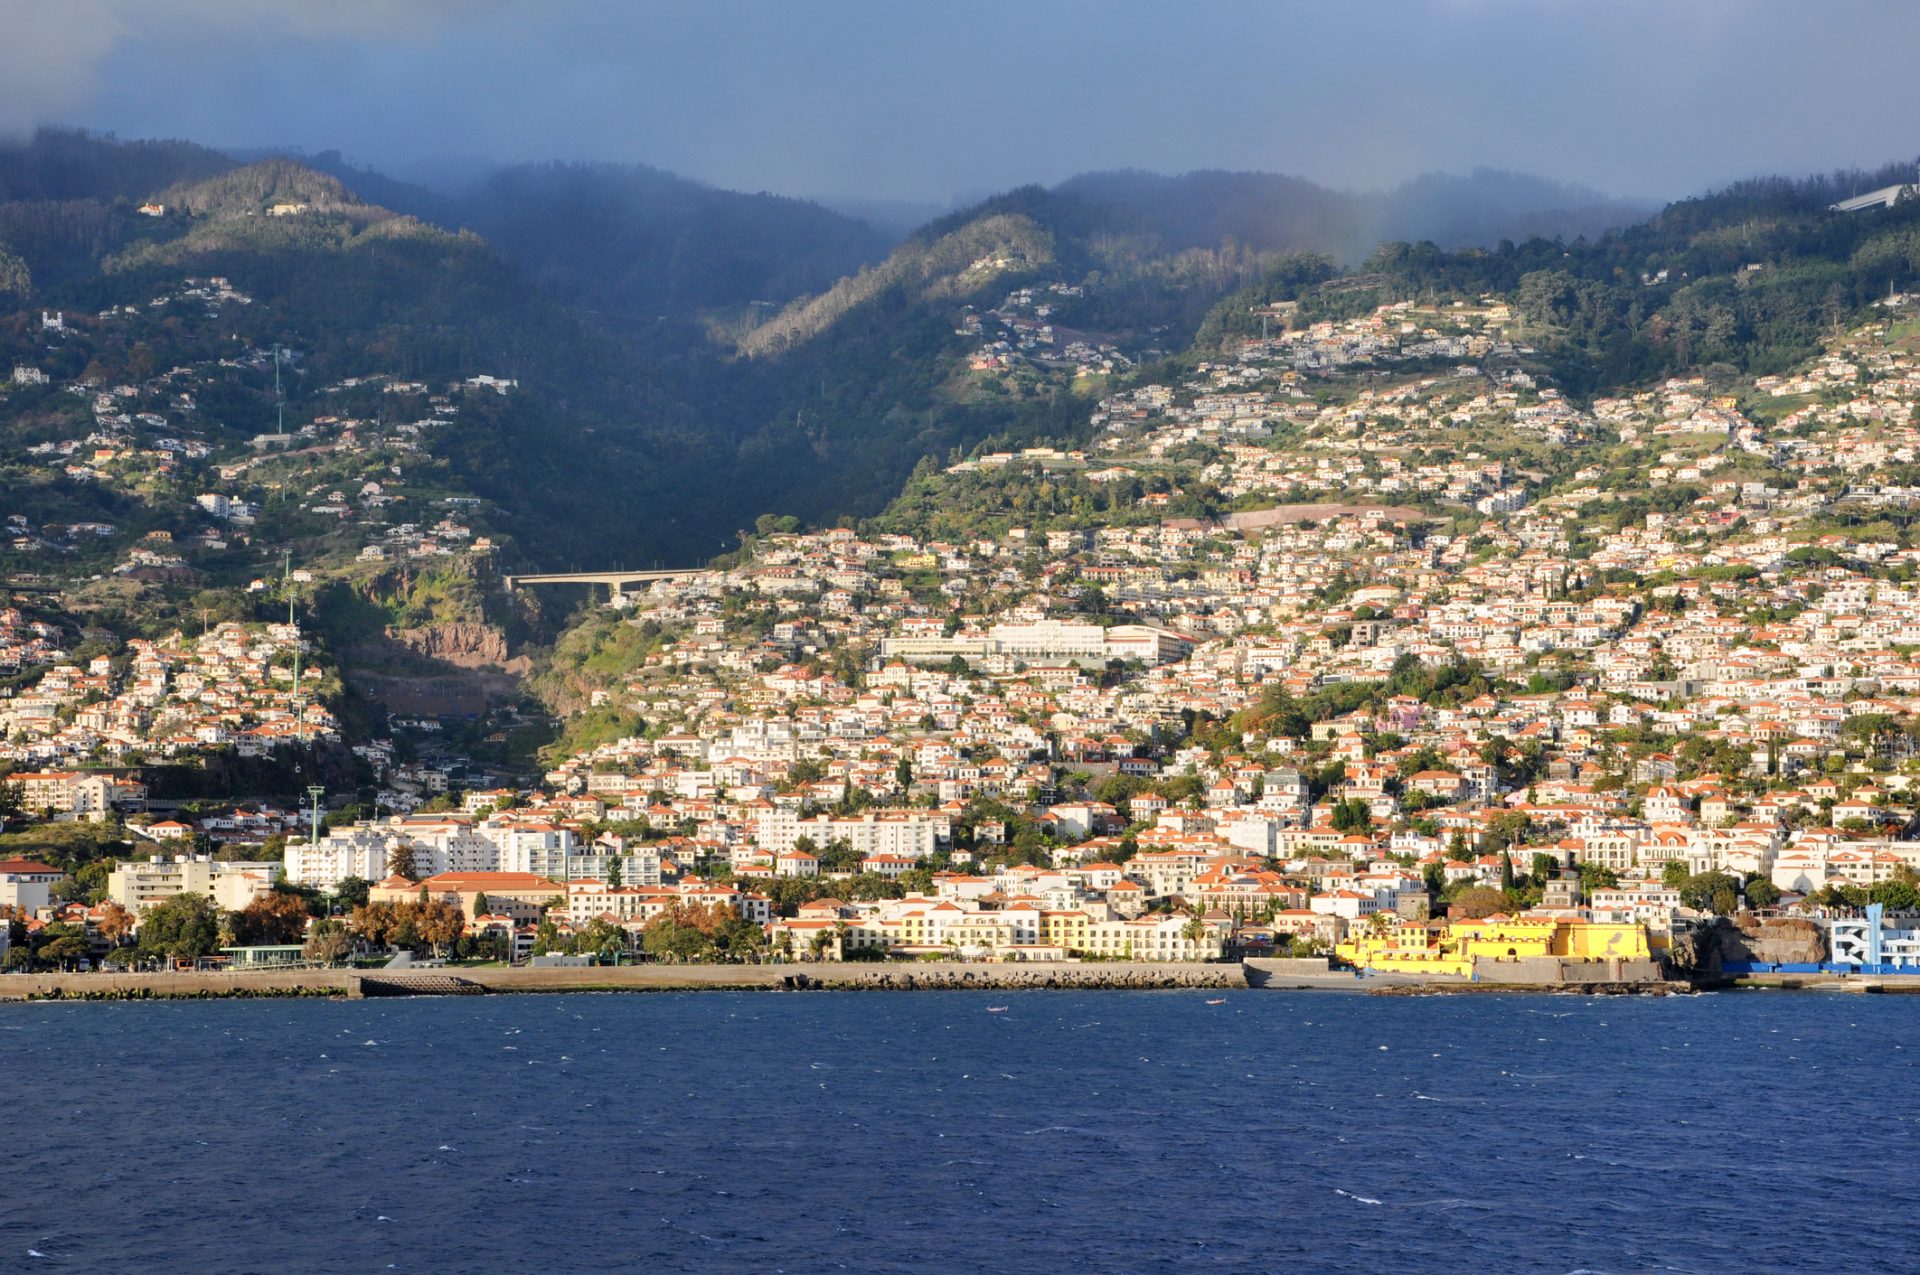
[1,0,1918,205]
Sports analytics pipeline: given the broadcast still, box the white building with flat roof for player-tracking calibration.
[107,855,277,913]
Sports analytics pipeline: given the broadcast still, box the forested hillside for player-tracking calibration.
[5,128,1920,579]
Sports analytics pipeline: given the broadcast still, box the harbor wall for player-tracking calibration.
[0,960,1248,1001]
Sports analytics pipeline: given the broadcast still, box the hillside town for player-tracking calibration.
[8,304,1920,980]
[0,620,338,771]
[3,278,509,586]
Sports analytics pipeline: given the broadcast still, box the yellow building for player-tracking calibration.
[1041,909,1090,952]
[1338,915,1651,977]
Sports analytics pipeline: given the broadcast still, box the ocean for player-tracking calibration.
[0,989,1912,1274]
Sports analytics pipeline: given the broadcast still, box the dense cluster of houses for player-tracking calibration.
[12,291,1920,972]
[0,621,337,771]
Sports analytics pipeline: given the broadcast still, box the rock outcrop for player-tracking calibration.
[1674,916,1826,972]
[388,622,530,674]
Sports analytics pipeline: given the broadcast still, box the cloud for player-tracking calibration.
[0,0,489,136]
[5,1,1920,204]
[117,0,499,40]
[0,1,127,134]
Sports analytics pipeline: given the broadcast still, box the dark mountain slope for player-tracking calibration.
[451,161,892,327]
[0,127,233,203]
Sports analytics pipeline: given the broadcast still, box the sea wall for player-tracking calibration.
[1469,956,1667,986]
[0,960,1248,1001]
[0,968,361,1001]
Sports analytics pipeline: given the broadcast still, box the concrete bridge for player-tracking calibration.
[501,568,714,597]
[1831,183,1915,213]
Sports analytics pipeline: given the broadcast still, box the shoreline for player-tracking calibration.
[0,959,1255,1002]
[6,961,1917,1002]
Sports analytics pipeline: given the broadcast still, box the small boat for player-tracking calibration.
[986,1005,1009,1013]
[1205,998,1226,1005]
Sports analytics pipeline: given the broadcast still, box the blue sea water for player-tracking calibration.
[0,989,1913,1274]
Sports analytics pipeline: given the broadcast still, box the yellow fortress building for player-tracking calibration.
[1337,914,1655,979]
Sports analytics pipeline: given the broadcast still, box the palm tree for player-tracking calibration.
[1182,903,1211,955]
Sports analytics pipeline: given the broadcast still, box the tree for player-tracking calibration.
[712,912,767,962]
[643,913,713,963]
[472,891,491,916]
[1662,860,1690,888]
[1329,797,1371,833]
[350,901,396,946]
[333,876,370,910]
[413,901,465,956]
[1578,863,1620,893]
[818,836,861,874]
[302,917,352,965]
[1452,886,1507,919]
[577,918,628,959]
[1182,907,1212,951]
[386,842,417,881]
[1744,877,1781,910]
[895,755,914,793]
[1485,812,1533,853]
[138,893,222,962]
[35,926,91,969]
[231,891,312,945]
[94,901,136,947]
[1679,870,1741,914]
[1867,880,1920,911]
[1840,713,1900,756]
[1500,850,1516,893]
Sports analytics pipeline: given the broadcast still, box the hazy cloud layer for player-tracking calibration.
[3,0,1917,202]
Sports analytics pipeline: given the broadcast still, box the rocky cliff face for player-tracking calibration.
[1675,916,1826,971]
[388,622,531,674]
[339,621,530,717]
